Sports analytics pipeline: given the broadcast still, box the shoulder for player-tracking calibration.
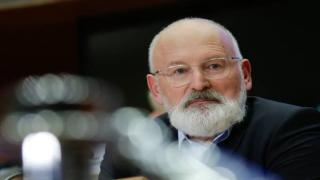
[246,96,319,127]
[250,97,320,179]
[229,96,320,154]
[248,96,304,115]
[245,96,320,156]
[227,96,320,178]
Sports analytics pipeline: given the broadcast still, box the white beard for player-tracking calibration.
[163,84,247,137]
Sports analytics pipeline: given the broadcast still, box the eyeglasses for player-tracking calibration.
[151,57,242,87]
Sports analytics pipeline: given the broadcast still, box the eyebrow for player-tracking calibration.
[165,55,228,68]
[167,61,187,67]
[205,54,227,59]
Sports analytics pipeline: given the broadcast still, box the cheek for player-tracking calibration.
[158,79,186,107]
[212,70,243,100]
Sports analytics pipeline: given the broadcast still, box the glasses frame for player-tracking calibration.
[151,57,243,87]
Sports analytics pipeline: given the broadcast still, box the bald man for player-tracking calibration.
[99,18,320,180]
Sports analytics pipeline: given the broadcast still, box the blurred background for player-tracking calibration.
[0,0,319,178]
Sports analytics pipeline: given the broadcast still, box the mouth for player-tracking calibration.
[185,98,220,108]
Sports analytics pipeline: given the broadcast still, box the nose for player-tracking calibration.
[189,69,210,91]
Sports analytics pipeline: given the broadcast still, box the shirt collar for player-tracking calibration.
[178,129,230,149]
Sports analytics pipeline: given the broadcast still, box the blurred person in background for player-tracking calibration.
[99,17,320,180]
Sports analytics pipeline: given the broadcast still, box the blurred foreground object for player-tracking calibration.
[0,74,280,180]
[0,73,123,180]
[0,165,22,180]
[116,176,148,180]
[22,132,61,180]
[99,107,275,180]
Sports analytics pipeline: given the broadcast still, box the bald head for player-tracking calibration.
[148,18,243,72]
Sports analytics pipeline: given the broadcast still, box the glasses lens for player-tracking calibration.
[160,58,238,87]
[166,65,191,87]
[204,58,230,79]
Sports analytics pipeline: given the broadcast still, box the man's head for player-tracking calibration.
[146,18,252,137]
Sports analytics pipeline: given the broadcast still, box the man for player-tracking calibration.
[99,18,320,179]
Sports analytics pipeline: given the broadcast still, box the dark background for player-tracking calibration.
[78,0,320,110]
[1,0,319,113]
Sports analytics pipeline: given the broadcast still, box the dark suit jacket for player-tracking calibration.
[99,96,320,180]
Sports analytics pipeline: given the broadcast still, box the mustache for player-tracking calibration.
[182,90,225,108]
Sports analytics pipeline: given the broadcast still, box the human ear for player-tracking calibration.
[146,74,163,105]
[241,59,252,90]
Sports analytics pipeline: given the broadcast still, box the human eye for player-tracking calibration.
[205,59,226,72]
[167,66,189,77]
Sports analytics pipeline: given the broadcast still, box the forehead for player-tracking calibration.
[153,21,231,68]
[160,21,221,48]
